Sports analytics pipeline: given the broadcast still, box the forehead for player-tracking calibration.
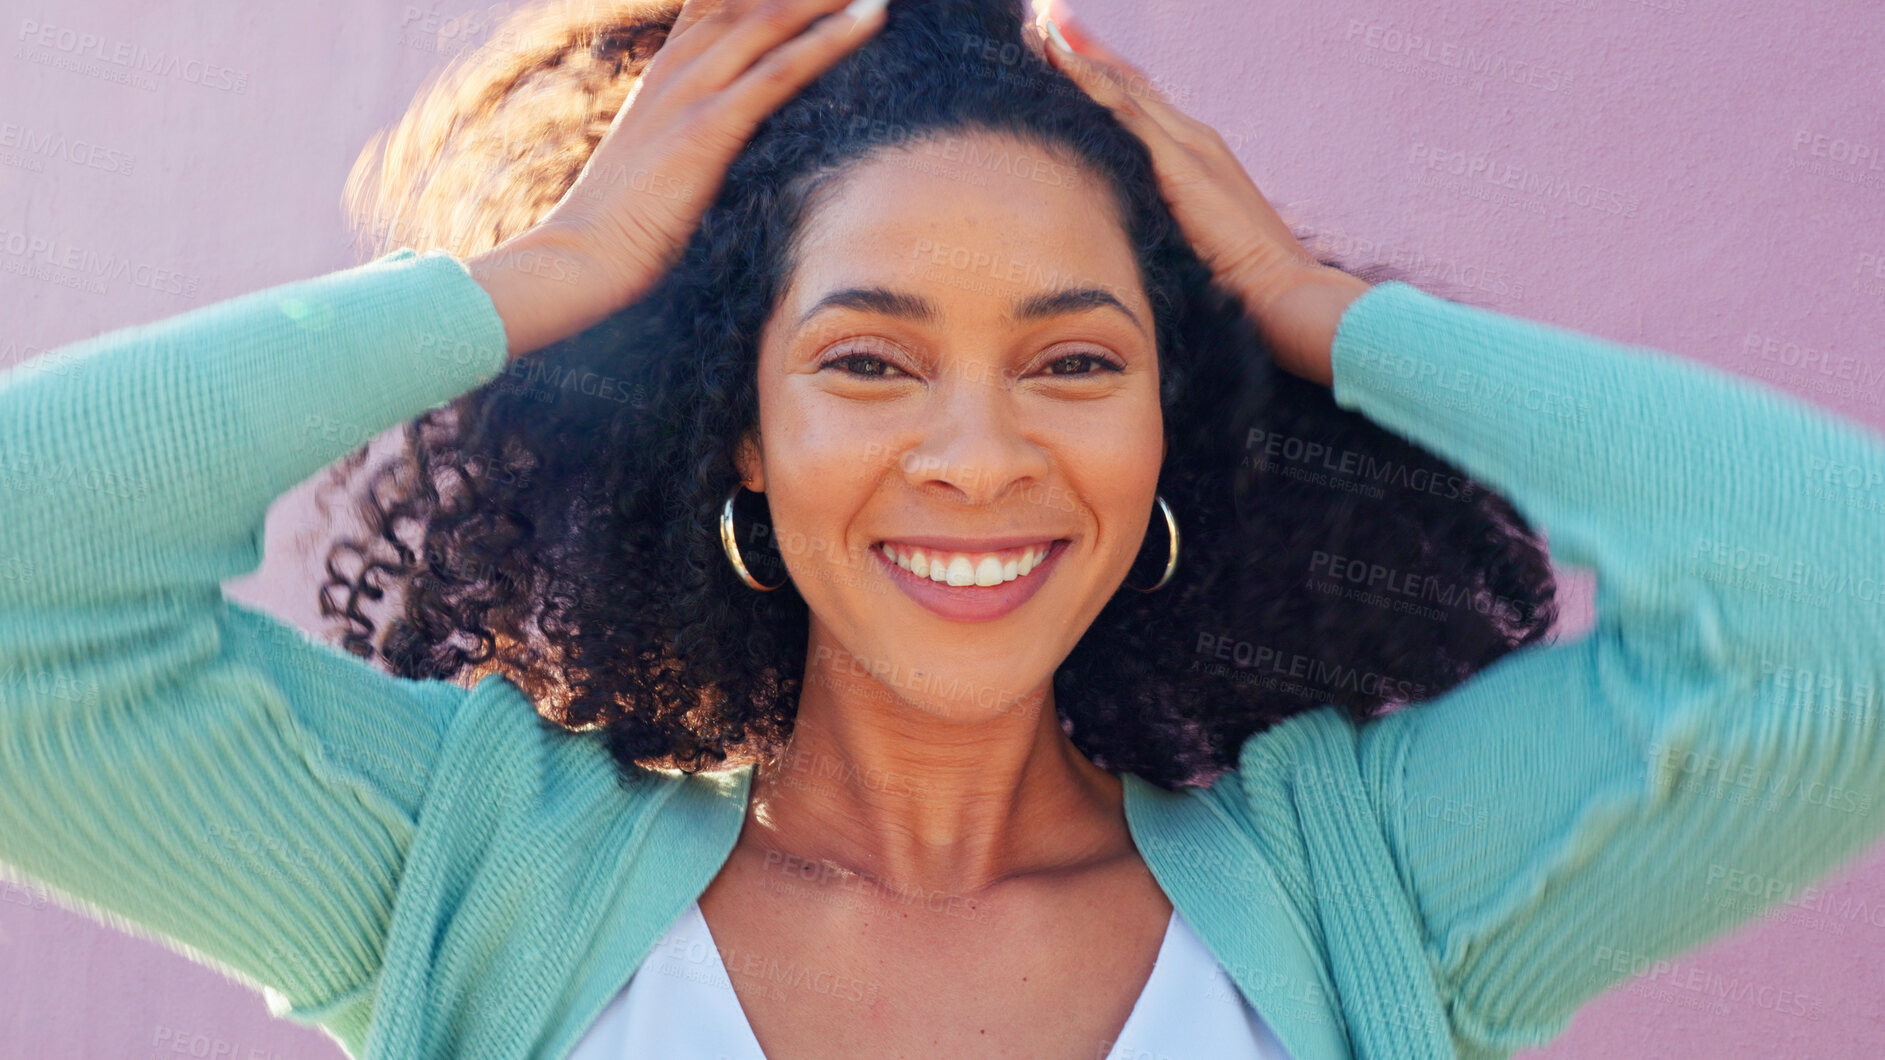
[778,129,1146,317]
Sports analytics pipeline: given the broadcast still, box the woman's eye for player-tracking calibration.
[1045,351,1125,376]
[822,351,908,378]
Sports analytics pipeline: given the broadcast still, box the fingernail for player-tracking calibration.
[1044,18,1072,53]
[843,0,889,23]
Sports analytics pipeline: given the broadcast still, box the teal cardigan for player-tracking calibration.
[3,249,1883,1060]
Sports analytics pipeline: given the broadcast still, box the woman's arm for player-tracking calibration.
[1047,13,1885,1049]
[0,249,510,1024]
[1326,280,1885,1050]
[0,1,889,1030]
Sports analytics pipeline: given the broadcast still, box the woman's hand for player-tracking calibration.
[470,0,890,358]
[1036,6,1370,386]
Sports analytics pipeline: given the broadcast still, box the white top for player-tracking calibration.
[569,899,1295,1059]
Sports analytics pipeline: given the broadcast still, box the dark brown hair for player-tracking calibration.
[317,0,1558,790]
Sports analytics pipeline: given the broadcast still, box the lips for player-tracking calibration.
[871,538,1070,622]
[875,539,1060,586]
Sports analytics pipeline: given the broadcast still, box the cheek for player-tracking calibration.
[1051,399,1163,492]
[756,398,888,532]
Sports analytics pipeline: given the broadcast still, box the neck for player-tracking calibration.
[749,628,1129,898]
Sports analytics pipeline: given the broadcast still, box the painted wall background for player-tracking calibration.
[3,0,1883,1056]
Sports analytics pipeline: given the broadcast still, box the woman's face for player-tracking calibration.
[741,129,1164,724]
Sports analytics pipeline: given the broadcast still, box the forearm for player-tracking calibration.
[1329,279,1885,681]
[0,248,507,605]
[1245,265,1374,387]
[467,223,642,359]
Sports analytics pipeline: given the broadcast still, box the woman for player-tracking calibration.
[2,0,1881,1057]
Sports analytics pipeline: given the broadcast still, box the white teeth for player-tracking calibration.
[881,542,1055,588]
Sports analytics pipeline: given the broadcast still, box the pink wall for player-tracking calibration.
[4,1,1883,1056]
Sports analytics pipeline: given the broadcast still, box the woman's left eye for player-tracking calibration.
[1044,351,1125,376]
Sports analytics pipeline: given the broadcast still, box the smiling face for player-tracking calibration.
[737,128,1165,725]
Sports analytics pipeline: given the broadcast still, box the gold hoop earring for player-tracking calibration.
[1125,493,1179,593]
[720,484,786,592]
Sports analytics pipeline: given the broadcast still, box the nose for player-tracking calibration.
[895,362,1051,507]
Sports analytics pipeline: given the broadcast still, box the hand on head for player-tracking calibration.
[1038,4,1371,383]
[470,0,891,357]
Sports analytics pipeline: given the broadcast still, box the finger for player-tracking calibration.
[630,0,751,107]
[670,0,754,43]
[640,0,864,119]
[658,0,772,83]
[705,0,888,143]
[1043,22,1233,162]
[1019,18,1051,63]
[1046,12,1165,104]
[679,0,878,91]
[1043,31,1174,142]
[1045,40,1241,203]
[1051,47,1217,200]
[663,0,821,81]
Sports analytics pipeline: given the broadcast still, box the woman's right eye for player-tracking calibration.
[821,351,909,378]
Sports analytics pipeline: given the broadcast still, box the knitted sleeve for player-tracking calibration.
[1329,282,1885,1054]
[0,249,511,1025]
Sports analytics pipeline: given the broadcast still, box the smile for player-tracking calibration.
[877,540,1053,586]
[870,537,1071,622]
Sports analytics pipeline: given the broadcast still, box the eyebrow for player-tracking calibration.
[795,285,1144,332]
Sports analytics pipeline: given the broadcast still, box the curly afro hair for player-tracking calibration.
[317,0,1559,791]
